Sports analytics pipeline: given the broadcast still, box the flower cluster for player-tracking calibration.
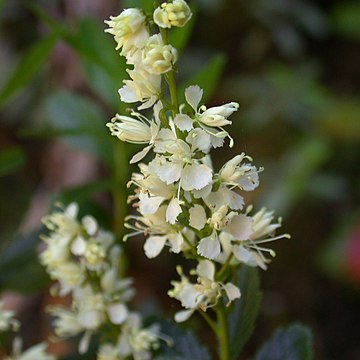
[40,203,160,359]
[0,301,55,360]
[104,2,187,110]
[105,0,289,324]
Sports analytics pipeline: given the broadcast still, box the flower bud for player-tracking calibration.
[154,0,192,29]
[142,34,178,74]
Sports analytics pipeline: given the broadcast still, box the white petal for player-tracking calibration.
[207,187,244,210]
[179,285,201,308]
[226,214,253,240]
[186,128,211,152]
[82,215,98,235]
[130,145,152,164]
[166,197,182,224]
[66,203,78,218]
[168,233,183,253]
[237,165,260,191]
[150,157,182,184]
[144,235,167,258]
[205,187,244,210]
[232,245,253,263]
[181,164,212,191]
[118,84,138,103]
[174,113,194,131]
[193,184,212,199]
[71,236,87,256]
[226,189,245,210]
[185,85,203,111]
[174,309,194,323]
[107,303,128,325]
[138,192,165,215]
[78,310,100,329]
[138,95,157,110]
[223,283,241,304]
[189,205,207,230]
[197,236,221,259]
[196,259,215,280]
[79,331,92,354]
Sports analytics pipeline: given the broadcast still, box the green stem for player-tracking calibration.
[166,71,179,115]
[216,305,230,360]
[113,140,129,276]
[159,27,179,116]
[199,310,218,335]
[217,253,234,281]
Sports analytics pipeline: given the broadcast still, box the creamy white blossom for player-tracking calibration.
[174,85,239,146]
[154,0,192,28]
[5,339,55,360]
[168,261,240,322]
[218,153,260,191]
[0,301,18,332]
[119,67,161,110]
[104,9,149,56]
[125,206,186,258]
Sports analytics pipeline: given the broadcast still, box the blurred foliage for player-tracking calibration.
[253,323,313,360]
[0,0,359,358]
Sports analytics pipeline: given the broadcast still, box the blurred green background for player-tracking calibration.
[0,0,359,359]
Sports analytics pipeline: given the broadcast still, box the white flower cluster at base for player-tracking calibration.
[0,302,55,360]
[40,203,160,359]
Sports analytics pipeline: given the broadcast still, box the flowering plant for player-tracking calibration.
[0,1,314,359]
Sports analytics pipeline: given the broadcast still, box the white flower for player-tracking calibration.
[149,125,213,191]
[51,262,84,296]
[217,207,290,270]
[97,344,119,360]
[105,9,149,56]
[0,301,18,332]
[107,102,162,163]
[197,206,241,260]
[142,34,178,75]
[5,338,55,360]
[119,67,161,110]
[42,203,81,243]
[153,0,192,28]
[168,261,240,322]
[205,186,244,210]
[117,313,160,360]
[125,206,185,258]
[218,153,260,191]
[174,85,239,146]
[49,308,84,338]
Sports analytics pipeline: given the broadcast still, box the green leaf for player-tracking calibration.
[179,53,226,102]
[0,230,49,293]
[155,320,211,360]
[253,323,314,360]
[0,146,26,177]
[0,32,59,106]
[228,266,262,360]
[44,90,113,165]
